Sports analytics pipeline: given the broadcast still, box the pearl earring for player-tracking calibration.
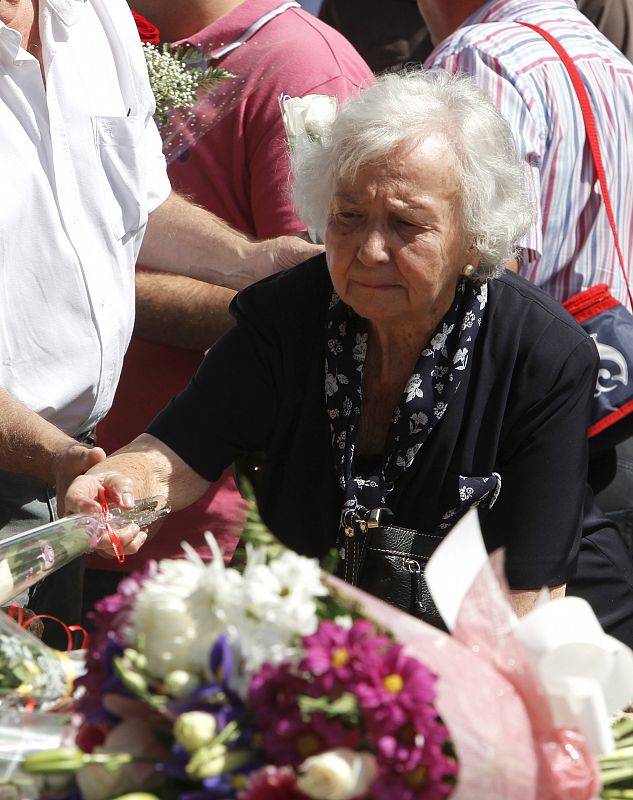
[463,264,476,278]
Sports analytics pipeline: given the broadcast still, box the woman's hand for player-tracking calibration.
[65,471,148,558]
[63,433,212,558]
[65,470,135,516]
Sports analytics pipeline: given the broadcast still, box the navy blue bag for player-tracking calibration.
[564,286,633,452]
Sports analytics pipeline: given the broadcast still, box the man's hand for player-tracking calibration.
[255,234,323,272]
[53,443,107,517]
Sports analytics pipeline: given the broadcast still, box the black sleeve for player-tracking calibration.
[484,335,598,588]
[146,256,329,483]
[146,280,284,483]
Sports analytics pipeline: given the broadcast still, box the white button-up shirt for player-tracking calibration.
[0,0,170,436]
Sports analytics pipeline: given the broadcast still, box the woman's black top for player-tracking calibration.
[148,255,599,589]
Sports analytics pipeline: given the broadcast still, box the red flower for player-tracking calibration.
[239,766,309,800]
[132,10,160,44]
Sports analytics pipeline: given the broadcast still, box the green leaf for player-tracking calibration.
[614,718,633,742]
[320,546,340,575]
[298,692,360,724]
[230,491,288,568]
[22,748,87,774]
[600,762,633,786]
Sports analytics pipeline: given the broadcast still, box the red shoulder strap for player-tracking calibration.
[518,21,633,310]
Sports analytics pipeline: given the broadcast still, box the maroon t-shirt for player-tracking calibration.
[91,0,372,570]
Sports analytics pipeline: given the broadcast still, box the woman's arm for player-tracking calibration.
[489,334,598,592]
[509,585,565,617]
[64,433,210,556]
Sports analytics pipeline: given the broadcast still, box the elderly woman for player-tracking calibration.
[68,70,633,640]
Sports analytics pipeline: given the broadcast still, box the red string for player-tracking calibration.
[518,22,633,312]
[7,603,88,651]
[21,696,37,726]
[98,487,126,564]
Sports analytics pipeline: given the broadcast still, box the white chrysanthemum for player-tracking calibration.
[183,535,248,670]
[127,532,328,696]
[226,547,327,693]
[186,536,327,696]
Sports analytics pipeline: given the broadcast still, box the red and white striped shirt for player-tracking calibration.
[426,0,633,307]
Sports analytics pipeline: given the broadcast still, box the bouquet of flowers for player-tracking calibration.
[0,609,86,800]
[132,11,234,128]
[0,608,84,715]
[17,504,633,800]
[21,526,457,800]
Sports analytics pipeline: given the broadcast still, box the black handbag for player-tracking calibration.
[336,507,446,629]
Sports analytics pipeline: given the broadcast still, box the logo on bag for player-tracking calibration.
[590,334,629,396]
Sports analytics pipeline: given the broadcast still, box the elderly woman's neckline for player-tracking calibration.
[367,318,436,368]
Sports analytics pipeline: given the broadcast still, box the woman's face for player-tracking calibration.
[325,138,473,330]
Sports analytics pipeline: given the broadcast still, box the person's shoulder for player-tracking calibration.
[88,0,137,33]
[429,19,519,60]
[232,254,331,330]
[489,270,595,352]
[265,7,374,87]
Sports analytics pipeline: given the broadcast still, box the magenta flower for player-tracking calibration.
[76,562,157,722]
[355,644,438,734]
[371,763,456,800]
[249,661,309,726]
[301,620,390,692]
[249,661,361,767]
[374,720,458,798]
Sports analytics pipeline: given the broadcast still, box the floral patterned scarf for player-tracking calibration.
[325,279,488,519]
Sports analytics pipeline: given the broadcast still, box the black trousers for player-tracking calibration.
[567,485,633,648]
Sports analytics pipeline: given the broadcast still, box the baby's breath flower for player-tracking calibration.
[142,43,234,127]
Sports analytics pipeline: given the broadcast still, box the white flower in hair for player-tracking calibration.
[280,93,339,148]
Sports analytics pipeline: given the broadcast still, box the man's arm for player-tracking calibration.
[134,272,236,351]
[139,192,322,291]
[0,389,107,514]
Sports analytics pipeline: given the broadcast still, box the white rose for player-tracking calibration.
[280,94,338,146]
[297,748,377,800]
[76,762,134,800]
[302,94,339,141]
[131,590,197,679]
[129,559,200,679]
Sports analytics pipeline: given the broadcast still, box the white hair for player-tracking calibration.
[292,69,534,277]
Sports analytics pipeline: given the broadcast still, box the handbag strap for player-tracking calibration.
[518,21,633,310]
